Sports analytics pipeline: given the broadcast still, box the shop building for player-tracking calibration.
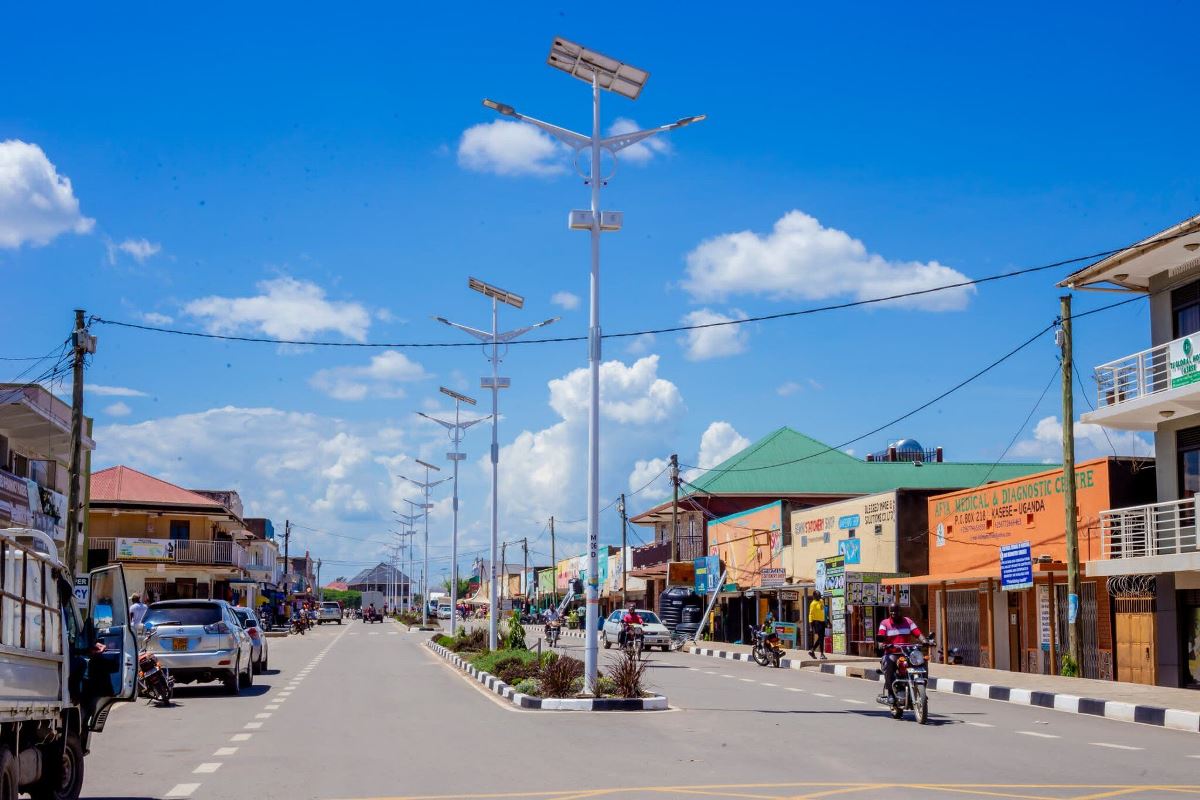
[1062,213,1200,689]
[904,457,1154,679]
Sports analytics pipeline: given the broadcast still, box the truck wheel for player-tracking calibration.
[28,733,85,800]
[0,748,17,800]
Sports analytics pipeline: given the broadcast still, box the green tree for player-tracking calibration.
[442,577,473,597]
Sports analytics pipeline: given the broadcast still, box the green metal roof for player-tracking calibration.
[685,427,1051,498]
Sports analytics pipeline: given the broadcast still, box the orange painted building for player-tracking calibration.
[898,457,1154,681]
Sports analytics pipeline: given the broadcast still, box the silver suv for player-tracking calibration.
[142,600,254,694]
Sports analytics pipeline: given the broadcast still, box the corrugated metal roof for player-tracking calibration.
[91,465,226,508]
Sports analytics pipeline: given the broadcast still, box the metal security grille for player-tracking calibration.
[1056,583,1099,678]
[945,590,981,667]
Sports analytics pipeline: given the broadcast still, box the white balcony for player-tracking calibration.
[1088,497,1200,576]
[92,537,250,569]
[1083,335,1200,430]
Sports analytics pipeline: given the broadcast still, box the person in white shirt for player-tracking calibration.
[129,594,148,627]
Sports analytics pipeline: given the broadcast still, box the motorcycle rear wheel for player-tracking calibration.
[915,684,929,725]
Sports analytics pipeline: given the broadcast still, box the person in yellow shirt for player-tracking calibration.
[807,590,827,660]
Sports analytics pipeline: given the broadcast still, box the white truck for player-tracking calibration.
[0,527,137,800]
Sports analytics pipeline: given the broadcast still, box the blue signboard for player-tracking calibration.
[694,555,721,594]
[999,541,1034,591]
[838,514,861,530]
[837,537,861,565]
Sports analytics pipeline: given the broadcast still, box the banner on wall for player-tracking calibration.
[116,537,175,561]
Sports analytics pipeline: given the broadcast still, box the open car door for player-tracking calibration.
[83,564,137,731]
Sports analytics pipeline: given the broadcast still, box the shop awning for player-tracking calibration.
[883,566,999,586]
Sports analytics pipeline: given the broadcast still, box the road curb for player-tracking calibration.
[424,639,668,712]
[815,662,1200,734]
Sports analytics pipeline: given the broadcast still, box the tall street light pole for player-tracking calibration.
[481,37,704,693]
[401,461,450,626]
[435,278,558,650]
[400,502,426,611]
[419,386,489,633]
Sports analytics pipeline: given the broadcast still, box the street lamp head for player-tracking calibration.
[673,114,707,128]
[468,277,524,309]
[416,459,442,472]
[547,36,649,100]
[482,98,517,117]
[440,386,478,405]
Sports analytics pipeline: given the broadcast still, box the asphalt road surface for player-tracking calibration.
[82,621,1200,800]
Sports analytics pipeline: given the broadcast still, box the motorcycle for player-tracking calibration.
[621,622,645,660]
[292,615,308,635]
[136,632,173,706]
[750,625,785,668]
[545,621,561,648]
[875,641,932,724]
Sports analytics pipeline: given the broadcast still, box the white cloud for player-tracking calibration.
[184,276,371,342]
[777,381,802,397]
[551,291,580,310]
[682,210,973,311]
[0,140,94,248]
[88,384,148,397]
[548,355,682,425]
[681,308,749,361]
[1011,415,1152,463]
[140,311,174,326]
[457,120,567,177]
[629,457,670,502]
[696,421,750,471]
[106,237,161,264]
[103,401,132,417]
[606,118,671,165]
[310,350,429,401]
[625,333,656,356]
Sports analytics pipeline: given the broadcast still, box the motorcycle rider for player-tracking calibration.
[618,602,644,648]
[876,602,929,704]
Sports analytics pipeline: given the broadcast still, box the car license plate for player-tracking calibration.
[172,637,189,651]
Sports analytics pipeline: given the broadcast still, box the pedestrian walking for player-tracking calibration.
[807,591,827,659]
[129,593,148,628]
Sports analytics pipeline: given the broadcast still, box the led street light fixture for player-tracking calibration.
[468,277,525,309]
[547,37,648,100]
[439,386,478,406]
[415,459,441,471]
[482,98,517,117]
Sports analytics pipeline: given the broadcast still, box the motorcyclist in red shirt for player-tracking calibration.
[876,603,929,704]
[619,602,644,648]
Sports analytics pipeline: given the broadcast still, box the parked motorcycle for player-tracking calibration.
[136,633,173,706]
[875,640,932,724]
[750,625,785,668]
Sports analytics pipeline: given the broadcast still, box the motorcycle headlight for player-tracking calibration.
[909,649,925,666]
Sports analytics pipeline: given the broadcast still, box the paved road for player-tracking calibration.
[82,622,1200,800]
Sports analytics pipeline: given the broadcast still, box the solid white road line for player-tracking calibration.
[165,783,201,798]
[1090,742,1143,750]
[1016,731,1060,739]
[193,763,222,774]
[213,747,238,757]
[966,722,994,728]
[230,734,252,742]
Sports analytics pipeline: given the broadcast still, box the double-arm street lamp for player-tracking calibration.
[481,37,704,693]
[399,460,450,626]
[435,278,558,649]
[419,386,490,633]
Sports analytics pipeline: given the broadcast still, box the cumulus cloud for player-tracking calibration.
[309,350,429,401]
[682,210,973,311]
[551,291,580,310]
[681,308,749,361]
[184,276,371,342]
[549,355,682,425]
[696,421,751,471]
[103,401,132,417]
[457,120,567,177]
[606,118,671,165]
[106,237,161,264]
[1011,415,1152,463]
[140,311,174,325]
[0,140,94,248]
[628,457,671,502]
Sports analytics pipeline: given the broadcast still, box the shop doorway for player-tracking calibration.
[946,590,981,667]
[1007,592,1022,671]
[1055,583,1099,679]
[1114,595,1157,686]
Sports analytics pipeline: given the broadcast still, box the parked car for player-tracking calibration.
[142,600,254,694]
[317,601,343,624]
[437,603,452,619]
[233,606,270,673]
[601,609,671,651]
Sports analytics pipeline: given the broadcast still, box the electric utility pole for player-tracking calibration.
[522,537,528,612]
[66,309,94,572]
[549,516,557,608]
[670,453,680,562]
[618,493,628,607]
[283,520,291,594]
[1059,294,1082,673]
[500,541,507,611]
[316,559,323,601]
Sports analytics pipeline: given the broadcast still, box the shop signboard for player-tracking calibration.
[693,555,720,594]
[708,500,785,589]
[760,567,786,588]
[667,560,695,587]
[823,555,846,653]
[791,491,898,581]
[999,541,1033,590]
[838,537,861,565]
[73,577,89,608]
[773,621,799,647]
[838,514,860,530]
[537,567,555,596]
[116,537,174,561]
[1038,584,1051,651]
[1169,335,1200,389]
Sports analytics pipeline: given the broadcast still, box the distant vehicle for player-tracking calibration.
[142,599,254,693]
[437,603,452,619]
[360,590,385,614]
[233,606,270,673]
[601,609,670,651]
[0,527,138,800]
[317,601,343,625]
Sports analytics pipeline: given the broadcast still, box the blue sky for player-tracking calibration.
[2,3,1195,580]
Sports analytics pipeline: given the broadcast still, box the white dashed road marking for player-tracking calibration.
[739,678,755,683]
[193,763,222,774]
[761,682,777,687]
[966,722,994,728]
[1090,742,1142,750]
[214,747,238,756]
[231,733,252,742]
[265,704,280,710]
[814,693,832,698]
[1016,731,1059,739]
[842,698,866,704]
[244,722,263,730]
[166,783,201,798]
[786,687,804,693]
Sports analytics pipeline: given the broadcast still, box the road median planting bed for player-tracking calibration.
[425,638,668,711]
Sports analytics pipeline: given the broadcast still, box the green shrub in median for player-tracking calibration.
[505,611,527,651]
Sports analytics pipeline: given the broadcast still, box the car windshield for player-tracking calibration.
[144,604,222,627]
[233,609,257,627]
[322,603,339,610]
[634,611,660,624]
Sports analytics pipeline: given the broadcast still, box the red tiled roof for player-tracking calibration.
[91,465,225,508]
[324,581,349,592]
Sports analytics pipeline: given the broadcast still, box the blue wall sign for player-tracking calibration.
[999,541,1034,591]
[837,537,861,565]
[838,514,861,530]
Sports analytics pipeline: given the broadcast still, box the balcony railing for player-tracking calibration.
[1101,497,1200,559]
[1094,340,1174,409]
[91,538,250,568]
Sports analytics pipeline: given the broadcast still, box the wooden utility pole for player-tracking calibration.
[1060,294,1083,673]
[549,516,556,608]
[522,537,528,612]
[670,453,680,562]
[65,309,91,573]
[618,493,628,606]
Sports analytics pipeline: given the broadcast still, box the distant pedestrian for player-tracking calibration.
[807,591,826,660]
[129,594,148,627]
